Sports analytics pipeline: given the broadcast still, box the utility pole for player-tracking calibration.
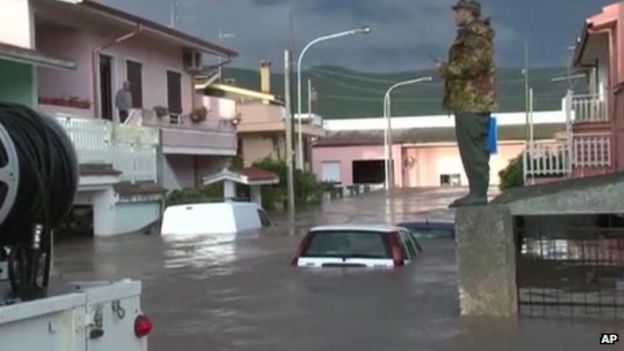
[170,0,179,28]
[217,30,235,82]
[529,88,534,144]
[288,8,297,156]
[308,78,312,118]
[524,40,530,142]
[284,50,296,222]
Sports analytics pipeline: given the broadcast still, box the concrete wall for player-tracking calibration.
[163,154,195,190]
[312,142,527,187]
[163,154,225,190]
[0,59,35,106]
[241,133,284,167]
[195,156,227,185]
[0,0,34,48]
[36,22,193,118]
[114,201,161,234]
[74,188,117,237]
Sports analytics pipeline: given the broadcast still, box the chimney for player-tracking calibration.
[260,60,272,94]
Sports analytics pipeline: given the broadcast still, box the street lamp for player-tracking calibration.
[383,77,433,192]
[296,26,372,170]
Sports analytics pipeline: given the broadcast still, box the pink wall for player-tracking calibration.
[164,154,196,189]
[36,23,193,118]
[37,27,93,116]
[163,154,227,190]
[313,142,527,188]
[200,95,238,119]
[0,0,34,49]
[581,3,624,173]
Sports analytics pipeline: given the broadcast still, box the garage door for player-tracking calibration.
[321,162,341,183]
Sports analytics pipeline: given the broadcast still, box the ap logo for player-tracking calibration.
[600,333,619,345]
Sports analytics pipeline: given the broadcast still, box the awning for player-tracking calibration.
[0,42,76,71]
[200,83,283,104]
[203,168,279,187]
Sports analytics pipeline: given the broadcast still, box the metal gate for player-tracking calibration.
[515,214,624,319]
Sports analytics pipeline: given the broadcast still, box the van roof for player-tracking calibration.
[167,201,261,210]
[309,224,403,233]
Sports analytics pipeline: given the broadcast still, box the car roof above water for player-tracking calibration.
[309,224,404,233]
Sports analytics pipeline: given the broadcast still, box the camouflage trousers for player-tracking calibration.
[455,113,491,198]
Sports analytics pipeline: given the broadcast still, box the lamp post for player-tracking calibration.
[296,26,372,170]
[383,77,433,192]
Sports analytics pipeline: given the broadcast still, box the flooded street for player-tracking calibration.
[54,189,617,351]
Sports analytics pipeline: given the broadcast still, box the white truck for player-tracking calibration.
[0,279,151,351]
[0,105,151,351]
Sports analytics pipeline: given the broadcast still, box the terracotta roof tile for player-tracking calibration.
[80,164,122,176]
[314,124,566,147]
[241,167,279,182]
[115,182,166,197]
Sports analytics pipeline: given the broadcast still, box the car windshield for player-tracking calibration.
[302,231,391,259]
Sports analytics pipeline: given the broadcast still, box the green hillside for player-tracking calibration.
[222,66,585,119]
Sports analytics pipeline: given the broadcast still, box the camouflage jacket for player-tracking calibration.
[440,19,497,113]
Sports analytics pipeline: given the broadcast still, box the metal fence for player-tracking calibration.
[516,214,624,320]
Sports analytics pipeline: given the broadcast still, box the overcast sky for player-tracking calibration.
[101,0,616,72]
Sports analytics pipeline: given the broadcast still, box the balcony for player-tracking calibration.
[523,133,613,183]
[127,96,238,156]
[54,114,158,184]
[523,141,571,182]
[572,133,612,168]
[238,103,325,137]
[571,93,608,124]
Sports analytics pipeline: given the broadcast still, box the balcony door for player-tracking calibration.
[167,71,182,116]
[126,60,143,109]
[99,54,113,120]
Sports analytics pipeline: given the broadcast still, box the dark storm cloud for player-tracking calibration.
[101,0,618,71]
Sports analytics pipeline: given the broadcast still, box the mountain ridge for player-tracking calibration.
[222,66,585,119]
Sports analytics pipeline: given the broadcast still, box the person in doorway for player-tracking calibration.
[115,81,133,123]
[436,0,497,208]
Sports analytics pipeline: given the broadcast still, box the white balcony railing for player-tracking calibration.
[523,141,571,180]
[571,93,608,123]
[572,134,612,168]
[54,115,159,183]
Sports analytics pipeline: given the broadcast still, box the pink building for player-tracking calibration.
[5,0,243,236]
[33,0,240,190]
[314,113,566,188]
[572,2,624,177]
[524,2,624,184]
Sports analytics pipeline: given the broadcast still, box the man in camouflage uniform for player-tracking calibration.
[436,0,497,208]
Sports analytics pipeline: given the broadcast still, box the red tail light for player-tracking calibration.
[388,233,405,266]
[134,315,153,338]
[291,233,313,266]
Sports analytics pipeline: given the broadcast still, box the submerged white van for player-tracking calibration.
[161,202,272,235]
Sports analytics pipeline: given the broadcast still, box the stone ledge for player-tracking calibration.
[456,205,517,317]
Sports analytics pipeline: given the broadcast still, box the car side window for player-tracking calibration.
[400,231,418,259]
[257,209,272,227]
[396,232,411,260]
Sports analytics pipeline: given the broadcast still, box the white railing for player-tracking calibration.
[56,115,113,164]
[128,108,236,134]
[571,93,608,123]
[572,134,612,168]
[54,115,159,183]
[523,141,571,181]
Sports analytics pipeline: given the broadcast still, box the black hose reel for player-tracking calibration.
[0,102,78,301]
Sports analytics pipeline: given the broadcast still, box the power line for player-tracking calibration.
[319,92,566,103]
[309,66,579,87]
